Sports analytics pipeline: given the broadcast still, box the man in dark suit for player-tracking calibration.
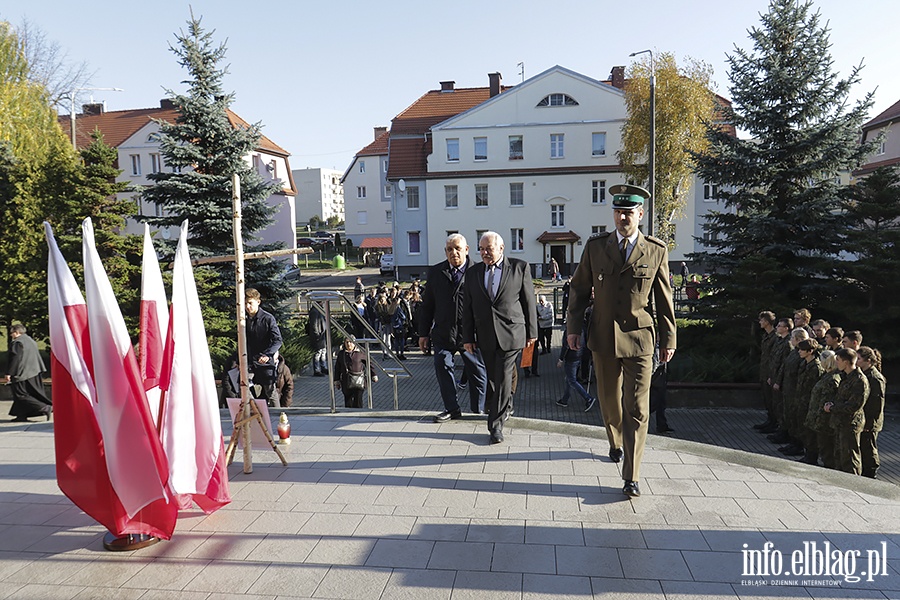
[566,185,676,497]
[418,234,487,422]
[463,231,537,444]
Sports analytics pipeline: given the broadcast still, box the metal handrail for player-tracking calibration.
[306,291,412,412]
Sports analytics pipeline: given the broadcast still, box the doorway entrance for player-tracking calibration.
[550,245,567,276]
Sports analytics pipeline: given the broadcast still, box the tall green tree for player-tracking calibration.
[690,0,876,319]
[840,166,900,314]
[619,52,717,246]
[140,14,290,361]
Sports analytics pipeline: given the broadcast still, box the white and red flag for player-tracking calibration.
[159,220,231,513]
[46,222,175,539]
[139,224,169,427]
[82,218,175,521]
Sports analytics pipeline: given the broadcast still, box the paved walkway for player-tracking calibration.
[0,409,898,599]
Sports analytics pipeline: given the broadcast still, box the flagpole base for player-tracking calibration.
[103,532,161,552]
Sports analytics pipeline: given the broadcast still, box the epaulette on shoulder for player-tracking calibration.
[645,235,667,248]
[588,231,611,241]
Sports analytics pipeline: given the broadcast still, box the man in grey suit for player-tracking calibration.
[463,232,537,444]
[566,185,676,498]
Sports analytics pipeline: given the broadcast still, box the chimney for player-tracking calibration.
[160,98,177,109]
[489,72,502,98]
[610,66,625,90]
[81,103,104,116]
[440,80,455,92]
[374,126,388,140]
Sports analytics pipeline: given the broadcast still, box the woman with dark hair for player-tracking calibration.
[857,346,885,479]
[795,338,823,464]
[333,336,378,409]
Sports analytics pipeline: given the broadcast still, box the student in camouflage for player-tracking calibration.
[805,350,839,469]
[776,328,808,456]
[825,348,869,475]
[857,346,886,479]
[795,339,824,465]
[754,311,778,432]
[767,318,793,444]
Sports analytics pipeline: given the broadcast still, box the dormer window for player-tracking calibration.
[537,93,578,107]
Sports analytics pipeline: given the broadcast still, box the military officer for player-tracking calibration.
[566,184,676,498]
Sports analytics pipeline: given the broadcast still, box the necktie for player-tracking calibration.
[452,267,462,285]
[620,238,628,262]
[487,264,497,300]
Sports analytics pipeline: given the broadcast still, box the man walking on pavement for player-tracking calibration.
[419,234,487,421]
[565,185,676,497]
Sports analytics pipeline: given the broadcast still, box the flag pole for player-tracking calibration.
[232,174,254,473]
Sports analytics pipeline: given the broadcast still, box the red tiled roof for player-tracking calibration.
[853,155,900,177]
[536,230,581,243]
[863,98,900,130]
[360,237,393,249]
[387,87,506,179]
[357,130,390,157]
[58,105,289,155]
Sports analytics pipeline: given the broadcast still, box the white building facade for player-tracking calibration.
[341,128,392,246]
[293,168,345,229]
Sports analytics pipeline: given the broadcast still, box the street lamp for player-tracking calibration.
[68,87,124,149]
[629,49,655,237]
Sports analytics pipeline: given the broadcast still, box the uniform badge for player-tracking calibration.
[597,274,604,282]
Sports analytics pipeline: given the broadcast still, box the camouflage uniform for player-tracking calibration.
[759,329,777,421]
[860,366,886,478]
[806,371,840,469]
[779,348,804,438]
[796,357,824,459]
[770,335,791,428]
[830,368,869,474]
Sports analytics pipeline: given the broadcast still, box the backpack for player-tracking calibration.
[391,306,407,330]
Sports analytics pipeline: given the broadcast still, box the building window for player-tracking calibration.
[877,141,886,155]
[153,201,163,218]
[383,159,388,172]
[407,185,420,210]
[384,184,392,198]
[703,183,719,202]
[592,132,606,157]
[386,210,392,223]
[510,182,524,206]
[359,160,366,173]
[445,185,458,208]
[550,134,564,159]
[474,137,487,161]
[130,154,141,176]
[476,229,487,245]
[475,183,489,207]
[509,135,523,160]
[268,160,278,179]
[592,180,606,204]
[150,153,161,174]
[537,93,578,107]
[703,230,719,245]
[591,225,607,235]
[446,138,459,162]
[357,210,368,225]
[551,204,565,227]
[510,228,524,252]
[446,230,459,237]
[357,186,367,199]
[408,231,421,254]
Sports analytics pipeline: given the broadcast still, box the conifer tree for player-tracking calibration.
[691,0,876,318]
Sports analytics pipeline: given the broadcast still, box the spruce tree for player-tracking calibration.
[691,0,877,319]
[141,14,290,316]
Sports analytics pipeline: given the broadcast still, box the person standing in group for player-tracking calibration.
[5,324,52,422]
[548,257,560,282]
[536,295,554,355]
[825,348,869,475]
[245,288,283,407]
[556,330,596,412]
[333,336,378,409]
[566,184,676,498]
[857,346,885,479]
[354,276,365,298]
[805,350,839,469]
[679,262,690,289]
[462,231,537,445]
[418,234,487,421]
[754,311,778,432]
[306,303,328,376]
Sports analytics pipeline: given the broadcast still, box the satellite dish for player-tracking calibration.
[162,228,171,240]
[397,179,406,192]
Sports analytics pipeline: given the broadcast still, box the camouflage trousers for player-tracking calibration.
[860,431,879,478]
[833,427,862,475]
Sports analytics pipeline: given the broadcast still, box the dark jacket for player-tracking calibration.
[862,366,886,432]
[246,307,282,362]
[333,347,376,388]
[306,305,327,350]
[831,368,869,432]
[8,334,45,381]
[462,256,538,352]
[418,257,475,349]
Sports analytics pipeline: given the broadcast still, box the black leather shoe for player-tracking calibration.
[623,480,641,497]
[42,406,53,421]
[759,423,779,434]
[779,444,804,456]
[609,447,623,463]
[768,432,790,444]
[657,427,675,435]
[490,429,504,444]
[434,410,462,423]
[11,416,29,423]
[753,419,773,430]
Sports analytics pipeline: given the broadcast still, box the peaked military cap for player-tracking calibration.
[610,184,649,210]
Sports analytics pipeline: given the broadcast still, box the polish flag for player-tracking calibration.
[159,220,231,513]
[139,225,169,427]
[82,218,174,520]
[46,222,175,539]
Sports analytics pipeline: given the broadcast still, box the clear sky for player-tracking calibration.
[7,1,899,173]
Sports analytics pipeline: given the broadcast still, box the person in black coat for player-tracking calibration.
[462,231,537,444]
[5,324,52,421]
[418,234,487,422]
[245,288,283,407]
[306,304,328,375]
[333,336,378,408]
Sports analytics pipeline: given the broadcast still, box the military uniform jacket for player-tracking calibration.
[781,348,803,402]
[862,366,886,432]
[771,336,790,386]
[759,329,776,383]
[806,371,840,432]
[796,357,824,406]
[831,368,869,432]
[566,231,675,358]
